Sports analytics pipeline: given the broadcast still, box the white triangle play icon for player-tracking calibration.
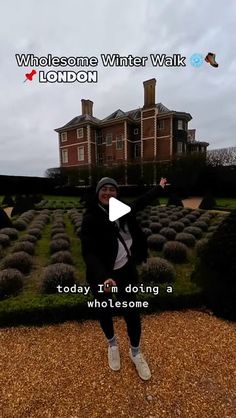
[109,197,131,222]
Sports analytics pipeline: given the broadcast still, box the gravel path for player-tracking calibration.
[1,310,235,418]
[182,198,203,209]
[2,207,13,218]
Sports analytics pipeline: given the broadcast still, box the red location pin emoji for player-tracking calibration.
[24,69,37,82]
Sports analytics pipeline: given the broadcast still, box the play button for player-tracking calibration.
[109,197,131,222]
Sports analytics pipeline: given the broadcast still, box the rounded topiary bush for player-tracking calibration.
[37,215,50,223]
[74,221,82,229]
[163,241,188,263]
[181,209,191,215]
[150,222,162,233]
[20,216,32,224]
[50,251,74,265]
[159,218,170,227]
[19,234,37,243]
[142,228,152,237]
[52,221,65,229]
[139,257,176,284]
[51,233,70,243]
[12,220,28,231]
[150,216,159,222]
[51,228,65,237]
[11,241,35,256]
[49,239,70,254]
[169,221,185,232]
[0,228,18,240]
[191,210,201,218]
[147,234,167,251]
[175,232,196,247]
[140,220,150,228]
[27,228,41,239]
[192,221,208,231]
[41,263,76,293]
[179,217,191,226]
[195,238,209,257]
[183,226,203,239]
[169,215,178,221]
[191,210,236,320]
[185,214,197,222]
[159,213,168,219]
[71,217,83,226]
[198,216,211,225]
[3,251,33,274]
[0,234,11,247]
[159,227,176,240]
[30,222,45,230]
[0,268,24,299]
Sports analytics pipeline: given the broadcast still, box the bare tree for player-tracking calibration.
[207,147,236,166]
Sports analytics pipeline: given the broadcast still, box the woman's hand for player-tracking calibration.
[103,278,117,293]
[159,177,170,188]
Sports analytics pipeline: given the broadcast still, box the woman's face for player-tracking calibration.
[98,185,117,205]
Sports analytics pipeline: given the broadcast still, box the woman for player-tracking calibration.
[80,177,168,380]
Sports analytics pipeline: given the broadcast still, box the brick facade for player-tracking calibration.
[55,78,209,173]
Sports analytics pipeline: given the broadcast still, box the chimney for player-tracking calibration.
[143,78,156,108]
[81,99,93,116]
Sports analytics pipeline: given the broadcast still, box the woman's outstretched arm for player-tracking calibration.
[131,177,169,213]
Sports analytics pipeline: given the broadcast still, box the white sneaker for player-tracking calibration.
[108,346,120,371]
[129,349,151,380]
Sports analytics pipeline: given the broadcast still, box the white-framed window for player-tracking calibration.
[201,146,206,152]
[178,120,183,130]
[116,134,123,150]
[134,128,139,135]
[77,146,84,161]
[177,142,183,153]
[134,143,141,158]
[158,120,164,130]
[61,149,68,163]
[77,128,84,139]
[106,133,112,146]
[61,132,67,142]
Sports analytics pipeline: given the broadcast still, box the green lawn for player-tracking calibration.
[215,198,236,209]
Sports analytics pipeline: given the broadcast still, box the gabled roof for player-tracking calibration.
[55,102,191,132]
[101,103,172,123]
[102,109,126,121]
[55,114,101,131]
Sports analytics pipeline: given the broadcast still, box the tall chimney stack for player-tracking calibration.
[81,99,93,116]
[143,78,156,108]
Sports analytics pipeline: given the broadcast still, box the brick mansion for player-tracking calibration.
[55,78,209,170]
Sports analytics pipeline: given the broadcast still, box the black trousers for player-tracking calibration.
[89,260,141,347]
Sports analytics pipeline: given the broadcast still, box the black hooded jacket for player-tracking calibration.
[80,185,163,286]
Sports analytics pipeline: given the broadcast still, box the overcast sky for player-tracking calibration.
[1,0,235,177]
